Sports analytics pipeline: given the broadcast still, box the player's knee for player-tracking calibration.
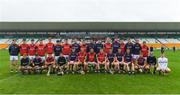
[134,66,138,69]
[131,63,134,67]
[145,66,149,70]
[156,67,161,71]
[166,68,171,73]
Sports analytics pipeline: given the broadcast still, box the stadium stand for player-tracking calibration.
[0,22,180,49]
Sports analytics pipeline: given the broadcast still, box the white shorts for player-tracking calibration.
[133,55,140,60]
[98,61,106,64]
[157,67,170,71]
[114,61,123,64]
[20,55,30,59]
[10,56,18,61]
[29,56,35,60]
[124,62,131,65]
[20,56,23,59]
[143,57,147,60]
[40,56,46,61]
[138,65,145,69]
[119,61,124,65]
[54,56,59,61]
[64,55,69,58]
[55,56,59,61]
[87,62,97,65]
[46,54,54,57]
[68,61,76,65]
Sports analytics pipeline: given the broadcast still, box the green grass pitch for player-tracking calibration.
[0,49,180,94]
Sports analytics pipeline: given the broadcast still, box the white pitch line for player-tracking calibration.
[0,74,18,83]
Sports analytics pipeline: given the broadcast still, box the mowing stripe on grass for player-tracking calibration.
[0,74,18,83]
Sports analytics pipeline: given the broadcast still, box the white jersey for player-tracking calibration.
[158,57,168,69]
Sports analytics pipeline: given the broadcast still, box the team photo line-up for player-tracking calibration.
[8,37,171,76]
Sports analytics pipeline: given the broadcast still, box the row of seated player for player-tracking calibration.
[8,38,171,76]
[18,50,171,76]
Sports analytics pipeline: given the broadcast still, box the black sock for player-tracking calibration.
[159,71,161,75]
[71,65,74,72]
[67,65,70,72]
[154,67,156,74]
[109,63,112,69]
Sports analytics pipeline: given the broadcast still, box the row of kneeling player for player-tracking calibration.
[19,48,171,76]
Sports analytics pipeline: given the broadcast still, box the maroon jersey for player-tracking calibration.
[137,57,145,66]
[46,56,55,62]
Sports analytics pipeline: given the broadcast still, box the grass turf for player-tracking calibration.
[0,49,180,94]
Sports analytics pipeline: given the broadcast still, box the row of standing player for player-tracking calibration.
[8,38,171,76]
